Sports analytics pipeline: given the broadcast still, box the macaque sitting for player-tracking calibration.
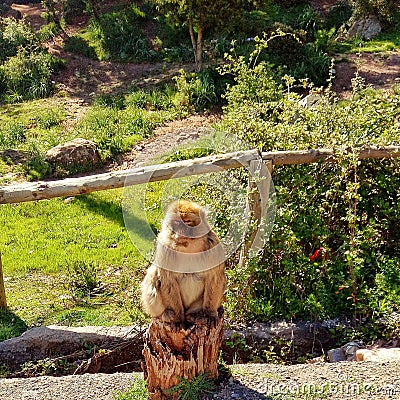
[141,200,226,324]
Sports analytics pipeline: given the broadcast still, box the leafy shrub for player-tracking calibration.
[74,102,174,160]
[219,39,400,322]
[35,107,66,129]
[0,17,37,62]
[325,0,353,29]
[83,6,154,62]
[173,69,220,112]
[351,0,400,25]
[0,49,58,101]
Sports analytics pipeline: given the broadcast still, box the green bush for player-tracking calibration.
[351,0,400,26]
[173,69,219,112]
[325,0,353,29]
[73,101,174,160]
[0,49,58,101]
[83,6,154,62]
[0,17,37,62]
[219,40,400,322]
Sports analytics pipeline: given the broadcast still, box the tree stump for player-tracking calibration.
[142,308,224,400]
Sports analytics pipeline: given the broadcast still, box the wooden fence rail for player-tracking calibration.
[0,146,399,205]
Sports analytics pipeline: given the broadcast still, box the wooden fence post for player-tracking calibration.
[0,253,7,309]
[239,160,273,266]
[142,309,224,400]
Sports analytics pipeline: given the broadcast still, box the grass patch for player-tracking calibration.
[0,309,28,342]
[0,189,150,335]
[113,376,148,400]
[0,85,180,179]
[334,30,400,53]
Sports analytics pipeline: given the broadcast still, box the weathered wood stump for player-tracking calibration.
[142,308,224,400]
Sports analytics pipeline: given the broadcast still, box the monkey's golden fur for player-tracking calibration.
[141,200,226,323]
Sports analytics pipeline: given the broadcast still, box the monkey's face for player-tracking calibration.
[165,200,211,244]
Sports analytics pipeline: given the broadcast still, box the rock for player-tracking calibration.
[356,347,400,362]
[0,325,141,370]
[1,321,338,372]
[45,138,101,169]
[223,321,336,363]
[347,15,381,40]
[327,347,346,362]
[327,341,365,362]
[299,94,322,108]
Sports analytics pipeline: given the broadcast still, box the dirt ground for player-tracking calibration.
[10,2,400,114]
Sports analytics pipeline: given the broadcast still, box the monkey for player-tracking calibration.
[140,199,226,324]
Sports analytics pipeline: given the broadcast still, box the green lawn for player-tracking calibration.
[0,189,150,336]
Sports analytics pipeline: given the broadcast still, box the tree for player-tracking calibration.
[151,0,255,70]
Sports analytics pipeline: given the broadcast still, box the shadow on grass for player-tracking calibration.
[0,308,28,342]
[75,194,125,227]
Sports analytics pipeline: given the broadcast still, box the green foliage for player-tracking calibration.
[0,309,28,342]
[325,0,353,29]
[63,35,98,58]
[220,40,400,321]
[73,100,174,160]
[21,357,76,377]
[0,122,25,149]
[66,260,101,298]
[0,17,38,62]
[151,0,257,67]
[62,0,88,24]
[64,5,196,63]
[23,152,52,181]
[75,6,154,62]
[351,0,400,26]
[0,18,62,102]
[334,29,400,53]
[167,374,215,400]
[173,69,218,112]
[113,377,149,400]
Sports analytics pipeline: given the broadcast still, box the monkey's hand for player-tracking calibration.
[161,308,183,323]
[186,309,219,327]
[202,308,219,328]
[185,311,203,325]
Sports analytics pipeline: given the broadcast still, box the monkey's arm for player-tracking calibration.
[202,263,226,317]
[141,265,184,323]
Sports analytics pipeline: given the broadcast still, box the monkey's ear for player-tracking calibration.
[200,205,209,221]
